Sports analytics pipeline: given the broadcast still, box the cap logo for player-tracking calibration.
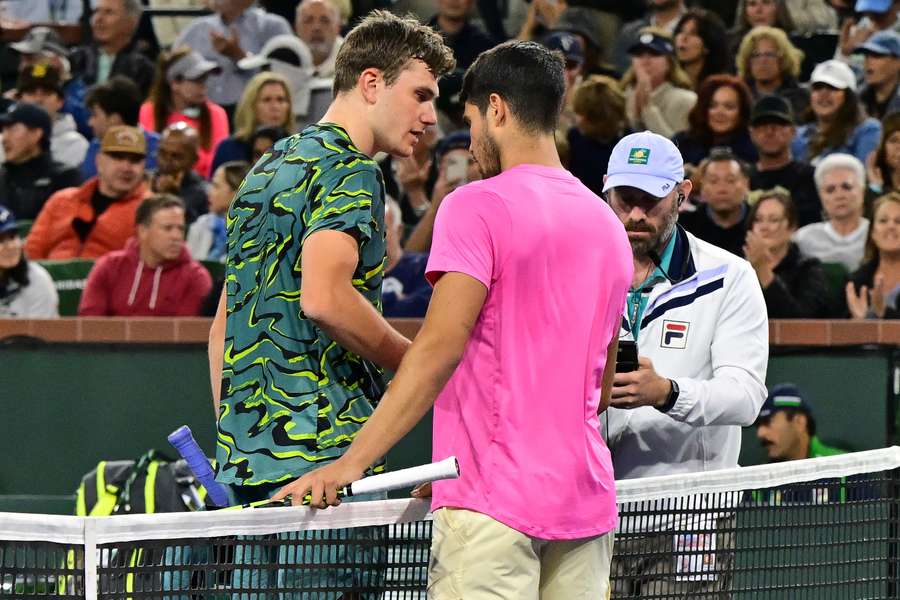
[32,63,47,78]
[640,33,654,44]
[628,147,650,165]
[115,129,140,145]
[772,395,802,408]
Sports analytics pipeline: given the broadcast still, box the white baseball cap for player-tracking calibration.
[810,60,857,92]
[603,131,685,198]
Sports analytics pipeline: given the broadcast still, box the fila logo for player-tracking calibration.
[661,320,689,349]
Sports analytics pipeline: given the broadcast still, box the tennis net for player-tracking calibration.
[2,447,899,599]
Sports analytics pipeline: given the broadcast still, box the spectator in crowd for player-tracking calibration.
[681,148,753,257]
[730,0,796,52]
[515,0,570,45]
[0,103,80,220]
[756,383,847,461]
[15,62,89,171]
[248,125,289,164]
[565,75,629,195]
[381,197,432,318]
[674,75,758,166]
[429,0,497,70]
[187,160,250,262]
[604,132,767,596]
[749,95,822,226]
[792,59,882,164]
[210,72,293,174]
[737,26,810,120]
[836,0,900,70]
[404,131,480,253]
[78,194,212,317]
[744,188,831,317]
[0,206,58,318]
[83,76,159,180]
[794,153,870,270]
[551,7,615,78]
[854,30,900,120]
[383,126,442,232]
[846,191,900,317]
[69,0,156,98]
[293,0,344,128]
[26,125,150,260]
[621,28,697,138]
[139,48,230,179]
[673,8,732,90]
[1,0,84,24]
[868,111,900,194]
[172,0,292,112]
[541,31,585,136]
[150,123,209,223]
[613,0,688,74]
[786,0,839,35]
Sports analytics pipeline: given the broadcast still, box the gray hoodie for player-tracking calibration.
[50,113,89,171]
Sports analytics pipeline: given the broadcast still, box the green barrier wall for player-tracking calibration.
[0,342,895,514]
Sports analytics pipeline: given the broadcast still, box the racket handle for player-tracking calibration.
[168,425,229,507]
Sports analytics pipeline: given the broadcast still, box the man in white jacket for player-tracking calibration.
[602,131,769,596]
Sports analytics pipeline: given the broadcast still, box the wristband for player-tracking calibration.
[657,379,679,413]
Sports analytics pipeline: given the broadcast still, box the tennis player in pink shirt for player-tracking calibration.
[275,41,633,598]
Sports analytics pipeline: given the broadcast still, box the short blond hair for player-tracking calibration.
[736,26,804,80]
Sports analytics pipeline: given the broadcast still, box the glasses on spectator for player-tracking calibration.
[750,51,780,61]
[823,182,855,194]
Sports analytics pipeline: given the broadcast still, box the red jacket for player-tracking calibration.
[78,237,212,317]
[25,178,150,260]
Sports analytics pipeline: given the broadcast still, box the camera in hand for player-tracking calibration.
[616,340,638,373]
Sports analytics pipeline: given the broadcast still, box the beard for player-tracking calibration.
[626,201,679,258]
[472,130,502,179]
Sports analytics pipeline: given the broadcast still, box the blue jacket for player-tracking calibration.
[791,118,882,165]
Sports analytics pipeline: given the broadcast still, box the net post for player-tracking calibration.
[83,517,98,600]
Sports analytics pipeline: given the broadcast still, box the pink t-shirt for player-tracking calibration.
[426,164,632,540]
[138,101,230,179]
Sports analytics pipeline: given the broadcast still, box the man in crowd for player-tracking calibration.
[70,0,156,98]
[26,125,150,259]
[603,131,768,596]
[294,0,344,127]
[150,123,208,223]
[428,0,497,70]
[681,148,753,257]
[83,76,159,180]
[756,383,848,462]
[382,197,432,318]
[749,95,821,227]
[15,62,89,170]
[78,194,212,317]
[613,0,687,73]
[173,0,293,112]
[0,103,80,220]
[854,29,900,119]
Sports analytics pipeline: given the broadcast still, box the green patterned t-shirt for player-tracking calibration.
[216,123,387,486]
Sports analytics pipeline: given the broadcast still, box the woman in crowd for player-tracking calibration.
[0,207,58,318]
[565,75,630,195]
[743,188,830,317]
[846,192,900,319]
[867,112,900,196]
[211,72,294,175]
[791,59,881,165]
[139,47,230,179]
[620,28,697,138]
[736,26,810,120]
[674,74,757,166]
[730,0,795,51]
[187,161,251,263]
[673,8,732,91]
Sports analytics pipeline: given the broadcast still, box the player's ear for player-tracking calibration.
[358,67,383,104]
[487,93,506,127]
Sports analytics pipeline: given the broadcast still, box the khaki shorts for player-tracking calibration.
[428,507,614,600]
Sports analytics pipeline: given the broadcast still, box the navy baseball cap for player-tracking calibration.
[0,102,52,145]
[854,30,900,57]
[758,383,813,420]
[604,130,685,198]
[856,0,892,12]
[628,30,676,56]
[0,206,18,235]
[541,31,585,65]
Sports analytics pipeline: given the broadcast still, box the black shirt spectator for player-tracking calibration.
[428,0,497,69]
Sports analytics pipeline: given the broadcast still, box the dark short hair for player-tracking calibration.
[86,76,143,126]
[705,147,752,179]
[135,194,185,227]
[218,160,252,191]
[333,10,455,95]
[461,40,566,134]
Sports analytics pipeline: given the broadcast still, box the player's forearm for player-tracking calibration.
[306,284,411,372]
[208,290,227,417]
[341,328,462,472]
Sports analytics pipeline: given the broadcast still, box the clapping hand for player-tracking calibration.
[210,26,245,62]
[845,275,886,319]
